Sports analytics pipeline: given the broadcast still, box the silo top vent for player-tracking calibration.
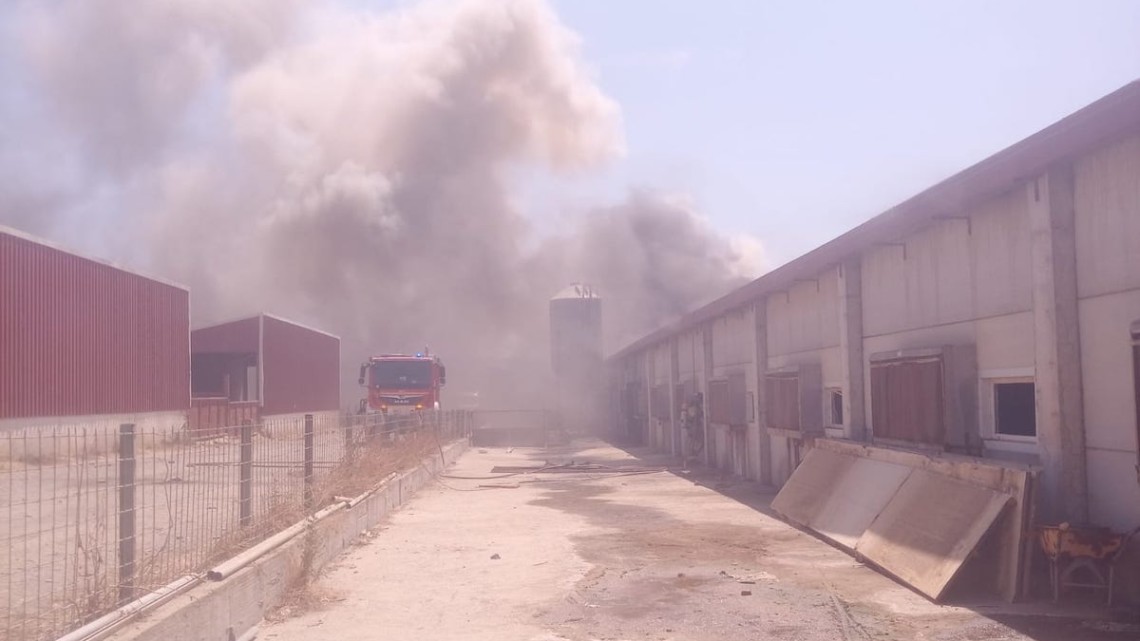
[551,283,599,300]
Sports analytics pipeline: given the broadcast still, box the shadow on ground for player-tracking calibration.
[503,436,1140,641]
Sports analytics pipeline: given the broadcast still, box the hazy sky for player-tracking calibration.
[4,0,1140,272]
[540,0,1140,266]
[1,0,1138,376]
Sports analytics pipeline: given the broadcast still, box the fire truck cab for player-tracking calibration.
[357,351,446,415]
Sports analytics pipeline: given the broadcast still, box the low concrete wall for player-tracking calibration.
[0,410,188,434]
[104,438,469,641]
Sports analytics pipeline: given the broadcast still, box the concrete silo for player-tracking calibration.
[549,283,604,434]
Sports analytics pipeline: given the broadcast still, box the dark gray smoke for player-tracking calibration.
[0,0,763,410]
[545,191,759,349]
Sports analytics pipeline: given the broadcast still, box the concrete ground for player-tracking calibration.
[262,440,1139,641]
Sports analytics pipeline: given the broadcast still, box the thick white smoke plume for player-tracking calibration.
[0,0,763,409]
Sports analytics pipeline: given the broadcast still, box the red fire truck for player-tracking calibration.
[357,351,446,416]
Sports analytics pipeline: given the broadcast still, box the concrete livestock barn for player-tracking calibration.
[608,80,1140,598]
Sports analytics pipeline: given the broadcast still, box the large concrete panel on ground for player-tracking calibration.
[769,447,853,526]
[855,469,1011,601]
[771,440,1029,602]
[810,457,910,549]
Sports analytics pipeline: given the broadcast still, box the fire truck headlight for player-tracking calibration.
[415,403,424,410]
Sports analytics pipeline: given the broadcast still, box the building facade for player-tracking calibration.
[0,227,191,432]
[609,80,1140,531]
[190,313,340,424]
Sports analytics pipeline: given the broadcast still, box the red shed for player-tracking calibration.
[191,314,340,417]
[0,226,190,421]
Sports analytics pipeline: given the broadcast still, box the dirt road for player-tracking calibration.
[262,441,1136,641]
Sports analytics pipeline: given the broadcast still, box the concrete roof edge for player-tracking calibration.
[607,79,1140,362]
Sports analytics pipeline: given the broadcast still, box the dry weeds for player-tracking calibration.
[267,561,346,624]
[265,525,344,623]
[3,413,467,638]
[261,429,447,623]
[322,430,441,501]
[0,423,188,469]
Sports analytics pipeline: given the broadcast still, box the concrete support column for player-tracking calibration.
[643,352,653,447]
[669,339,680,456]
[702,325,714,466]
[1029,164,1088,523]
[838,260,868,442]
[753,299,772,485]
[646,351,656,449]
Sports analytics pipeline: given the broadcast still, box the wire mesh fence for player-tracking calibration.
[1,410,472,641]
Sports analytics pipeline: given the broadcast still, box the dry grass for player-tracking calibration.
[185,428,442,622]
[321,430,442,501]
[0,423,188,469]
[264,526,344,623]
[267,579,345,622]
[260,430,445,623]
[267,554,346,624]
[156,427,442,589]
[3,412,468,639]
[0,436,67,468]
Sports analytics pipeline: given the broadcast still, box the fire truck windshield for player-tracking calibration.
[370,360,432,389]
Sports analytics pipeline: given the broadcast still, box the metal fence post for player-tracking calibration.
[118,424,136,604]
[344,417,355,463]
[240,421,253,527]
[303,414,314,510]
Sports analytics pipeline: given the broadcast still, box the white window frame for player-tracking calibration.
[979,368,1037,445]
[823,386,844,429]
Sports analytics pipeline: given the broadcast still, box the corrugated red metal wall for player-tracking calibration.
[187,398,259,438]
[0,230,190,419]
[191,317,259,400]
[262,315,340,415]
[190,316,259,354]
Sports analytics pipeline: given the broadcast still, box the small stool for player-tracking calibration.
[1040,523,1126,606]
[1051,556,1109,603]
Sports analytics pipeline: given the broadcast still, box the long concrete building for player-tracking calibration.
[608,80,1140,532]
